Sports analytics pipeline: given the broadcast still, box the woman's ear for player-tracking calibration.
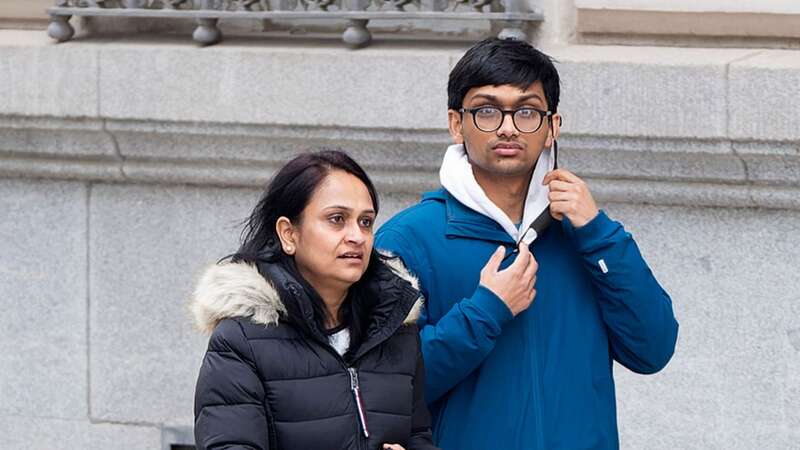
[275,216,297,255]
[546,113,562,148]
[448,109,464,144]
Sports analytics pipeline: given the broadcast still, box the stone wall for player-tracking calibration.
[1,25,799,449]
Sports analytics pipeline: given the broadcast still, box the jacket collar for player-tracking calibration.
[423,188,516,245]
[190,254,423,351]
[438,144,553,242]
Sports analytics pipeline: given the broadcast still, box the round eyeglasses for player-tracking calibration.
[459,106,554,134]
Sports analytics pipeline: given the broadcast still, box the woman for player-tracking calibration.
[191,151,438,450]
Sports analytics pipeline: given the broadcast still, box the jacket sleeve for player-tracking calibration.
[563,210,679,374]
[376,229,514,403]
[406,332,441,450]
[194,319,269,450]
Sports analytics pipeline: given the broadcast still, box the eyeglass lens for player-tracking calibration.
[474,107,543,133]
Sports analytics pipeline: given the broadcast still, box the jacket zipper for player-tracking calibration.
[316,344,370,449]
[303,330,384,449]
[348,367,370,442]
[318,345,370,449]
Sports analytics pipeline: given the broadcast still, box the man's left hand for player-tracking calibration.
[543,169,599,228]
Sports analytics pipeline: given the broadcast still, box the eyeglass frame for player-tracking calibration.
[458,106,555,134]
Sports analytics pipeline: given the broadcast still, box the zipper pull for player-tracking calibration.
[348,367,370,438]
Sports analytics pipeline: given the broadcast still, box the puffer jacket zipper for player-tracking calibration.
[348,367,370,443]
[306,334,371,449]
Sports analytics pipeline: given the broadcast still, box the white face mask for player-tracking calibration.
[439,142,556,243]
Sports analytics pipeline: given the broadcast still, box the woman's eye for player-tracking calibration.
[359,217,374,228]
[329,214,345,224]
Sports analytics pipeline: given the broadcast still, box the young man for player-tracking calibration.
[375,38,679,450]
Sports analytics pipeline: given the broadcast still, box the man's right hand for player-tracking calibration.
[479,243,538,316]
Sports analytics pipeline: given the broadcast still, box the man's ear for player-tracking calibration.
[275,216,297,255]
[546,113,562,148]
[448,109,464,144]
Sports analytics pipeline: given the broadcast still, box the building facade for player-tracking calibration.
[1,1,799,448]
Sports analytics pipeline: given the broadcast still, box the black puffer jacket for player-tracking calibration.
[191,257,439,450]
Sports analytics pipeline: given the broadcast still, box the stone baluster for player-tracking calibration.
[342,0,371,48]
[48,0,75,42]
[121,0,148,7]
[423,0,448,12]
[193,0,223,45]
[498,0,527,41]
[163,0,189,9]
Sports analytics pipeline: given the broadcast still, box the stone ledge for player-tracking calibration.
[3,30,800,140]
[2,31,800,210]
[4,160,794,210]
[1,116,799,210]
[729,50,800,142]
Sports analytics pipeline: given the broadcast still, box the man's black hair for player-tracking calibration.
[448,38,560,113]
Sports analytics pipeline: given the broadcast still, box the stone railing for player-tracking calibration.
[47,0,543,47]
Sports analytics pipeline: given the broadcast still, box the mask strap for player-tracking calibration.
[550,114,560,170]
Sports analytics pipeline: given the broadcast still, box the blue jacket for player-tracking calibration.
[375,188,678,450]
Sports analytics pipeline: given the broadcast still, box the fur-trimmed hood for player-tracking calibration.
[190,254,423,335]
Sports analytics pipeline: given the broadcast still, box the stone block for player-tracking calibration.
[551,46,754,139]
[89,183,260,424]
[0,31,98,118]
[729,50,800,142]
[0,416,161,450]
[716,362,786,430]
[604,203,800,360]
[0,155,124,183]
[604,202,800,445]
[616,357,724,449]
[107,120,449,170]
[739,153,800,186]
[0,179,88,419]
[783,326,800,432]
[717,424,791,450]
[560,141,746,184]
[98,40,453,130]
[0,116,117,158]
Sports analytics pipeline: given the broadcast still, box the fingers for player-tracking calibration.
[543,168,582,185]
[519,248,537,306]
[509,241,532,272]
[520,247,537,297]
[482,246,505,274]
[546,180,572,192]
[522,253,538,286]
[549,200,570,218]
[548,190,575,202]
[383,445,405,450]
[549,203,564,221]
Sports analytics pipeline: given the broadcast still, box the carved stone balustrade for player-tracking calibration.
[47,0,543,47]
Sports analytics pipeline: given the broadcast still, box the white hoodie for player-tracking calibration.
[439,143,554,244]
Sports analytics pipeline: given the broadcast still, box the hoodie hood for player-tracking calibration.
[190,254,423,335]
[439,143,553,243]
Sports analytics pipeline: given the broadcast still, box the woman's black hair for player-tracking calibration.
[448,37,561,113]
[228,150,381,359]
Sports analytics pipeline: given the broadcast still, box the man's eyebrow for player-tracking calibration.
[469,93,545,105]
[517,93,544,104]
[470,94,499,102]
